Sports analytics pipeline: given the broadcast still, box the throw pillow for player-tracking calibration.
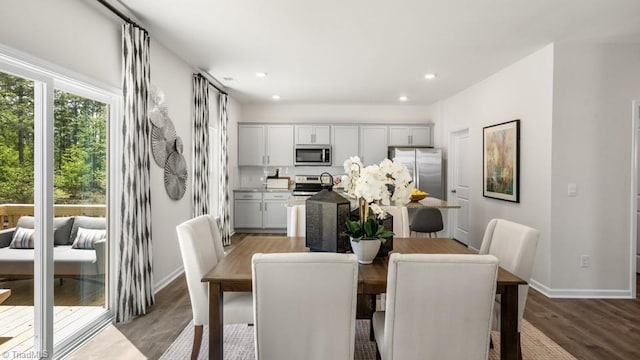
[70,216,107,243]
[14,216,75,245]
[10,227,35,249]
[71,227,106,250]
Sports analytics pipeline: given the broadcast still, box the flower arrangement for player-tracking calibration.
[341,156,414,242]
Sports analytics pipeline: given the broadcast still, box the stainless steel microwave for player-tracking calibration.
[294,145,331,166]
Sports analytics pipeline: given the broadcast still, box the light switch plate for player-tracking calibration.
[568,183,577,197]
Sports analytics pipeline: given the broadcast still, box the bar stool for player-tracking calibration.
[409,207,444,238]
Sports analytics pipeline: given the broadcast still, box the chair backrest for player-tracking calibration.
[252,252,358,360]
[382,253,499,360]
[409,207,444,233]
[176,215,224,325]
[381,205,410,238]
[287,204,306,237]
[479,218,539,328]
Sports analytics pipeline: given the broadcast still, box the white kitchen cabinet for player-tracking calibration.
[234,192,263,229]
[295,125,330,145]
[238,124,293,166]
[332,125,359,166]
[266,125,294,166]
[388,125,433,146]
[234,191,290,230]
[238,125,265,166]
[360,125,388,165]
[263,193,290,228]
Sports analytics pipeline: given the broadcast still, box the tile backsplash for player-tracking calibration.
[239,166,345,188]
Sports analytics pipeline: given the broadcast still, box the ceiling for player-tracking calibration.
[117,0,640,105]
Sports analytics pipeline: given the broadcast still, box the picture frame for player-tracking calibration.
[483,119,520,202]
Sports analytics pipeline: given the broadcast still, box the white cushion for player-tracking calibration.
[252,252,358,360]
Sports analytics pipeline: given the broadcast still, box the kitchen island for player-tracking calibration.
[285,196,460,237]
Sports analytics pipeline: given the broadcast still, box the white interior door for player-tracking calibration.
[449,129,471,246]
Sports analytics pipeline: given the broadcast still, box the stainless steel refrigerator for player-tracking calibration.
[388,147,444,199]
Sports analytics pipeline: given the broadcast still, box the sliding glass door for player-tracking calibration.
[0,51,118,358]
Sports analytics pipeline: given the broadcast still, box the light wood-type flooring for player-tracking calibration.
[42,234,640,359]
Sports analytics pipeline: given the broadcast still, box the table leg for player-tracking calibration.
[500,284,519,360]
[209,283,223,360]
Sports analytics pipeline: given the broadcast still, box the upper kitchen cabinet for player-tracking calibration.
[388,125,433,147]
[295,125,331,145]
[360,125,388,165]
[238,124,294,166]
[332,125,359,166]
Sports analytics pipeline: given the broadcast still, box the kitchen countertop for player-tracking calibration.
[285,196,459,209]
[234,188,292,193]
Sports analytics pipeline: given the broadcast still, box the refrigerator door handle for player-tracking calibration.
[414,161,419,190]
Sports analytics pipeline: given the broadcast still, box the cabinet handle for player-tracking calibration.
[408,135,411,144]
[259,202,262,211]
[267,155,270,164]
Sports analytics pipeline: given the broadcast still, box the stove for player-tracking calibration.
[292,175,324,196]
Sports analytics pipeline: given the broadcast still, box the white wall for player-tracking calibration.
[0,0,121,89]
[550,42,640,294]
[0,0,208,291]
[437,45,555,287]
[148,40,194,290]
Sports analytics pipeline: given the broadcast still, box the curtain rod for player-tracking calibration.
[195,73,228,96]
[97,0,147,32]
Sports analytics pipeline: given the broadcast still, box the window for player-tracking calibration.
[0,50,119,357]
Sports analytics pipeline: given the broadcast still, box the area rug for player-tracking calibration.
[161,319,576,360]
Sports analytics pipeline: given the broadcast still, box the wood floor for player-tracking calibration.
[70,233,640,359]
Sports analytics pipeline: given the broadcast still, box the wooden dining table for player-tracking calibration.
[202,236,526,360]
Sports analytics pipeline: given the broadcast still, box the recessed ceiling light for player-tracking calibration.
[399,96,409,102]
[272,95,280,100]
[256,72,268,78]
[222,76,234,81]
[424,73,437,80]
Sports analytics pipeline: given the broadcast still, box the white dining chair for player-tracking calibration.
[479,218,539,357]
[287,204,306,237]
[373,253,499,360]
[381,205,410,238]
[176,215,253,360]
[252,252,358,360]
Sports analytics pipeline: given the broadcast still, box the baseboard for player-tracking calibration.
[529,278,633,299]
[154,266,184,294]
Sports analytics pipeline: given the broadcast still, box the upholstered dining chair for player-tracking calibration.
[479,218,540,358]
[287,204,306,237]
[381,205,410,238]
[373,253,499,360]
[409,207,444,237]
[252,252,358,360]
[176,215,253,360]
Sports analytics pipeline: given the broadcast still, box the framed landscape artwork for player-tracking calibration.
[483,119,520,202]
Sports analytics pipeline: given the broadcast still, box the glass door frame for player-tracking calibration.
[0,45,121,358]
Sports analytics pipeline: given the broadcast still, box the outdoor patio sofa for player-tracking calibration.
[0,216,106,277]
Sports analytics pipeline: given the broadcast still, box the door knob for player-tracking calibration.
[451,189,457,193]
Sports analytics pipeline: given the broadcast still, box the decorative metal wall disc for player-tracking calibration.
[149,104,168,128]
[151,118,177,167]
[174,137,183,154]
[164,152,188,200]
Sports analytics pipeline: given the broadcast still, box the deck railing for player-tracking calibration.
[0,204,106,229]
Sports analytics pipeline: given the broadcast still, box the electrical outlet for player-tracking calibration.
[580,255,590,268]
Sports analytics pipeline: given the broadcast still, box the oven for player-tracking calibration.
[294,145,331,166]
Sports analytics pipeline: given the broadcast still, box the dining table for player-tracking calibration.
[202,236,526,360]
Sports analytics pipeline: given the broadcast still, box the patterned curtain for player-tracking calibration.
[117,23,154,322]
[192,74,209,217]
[218,94,231,245]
